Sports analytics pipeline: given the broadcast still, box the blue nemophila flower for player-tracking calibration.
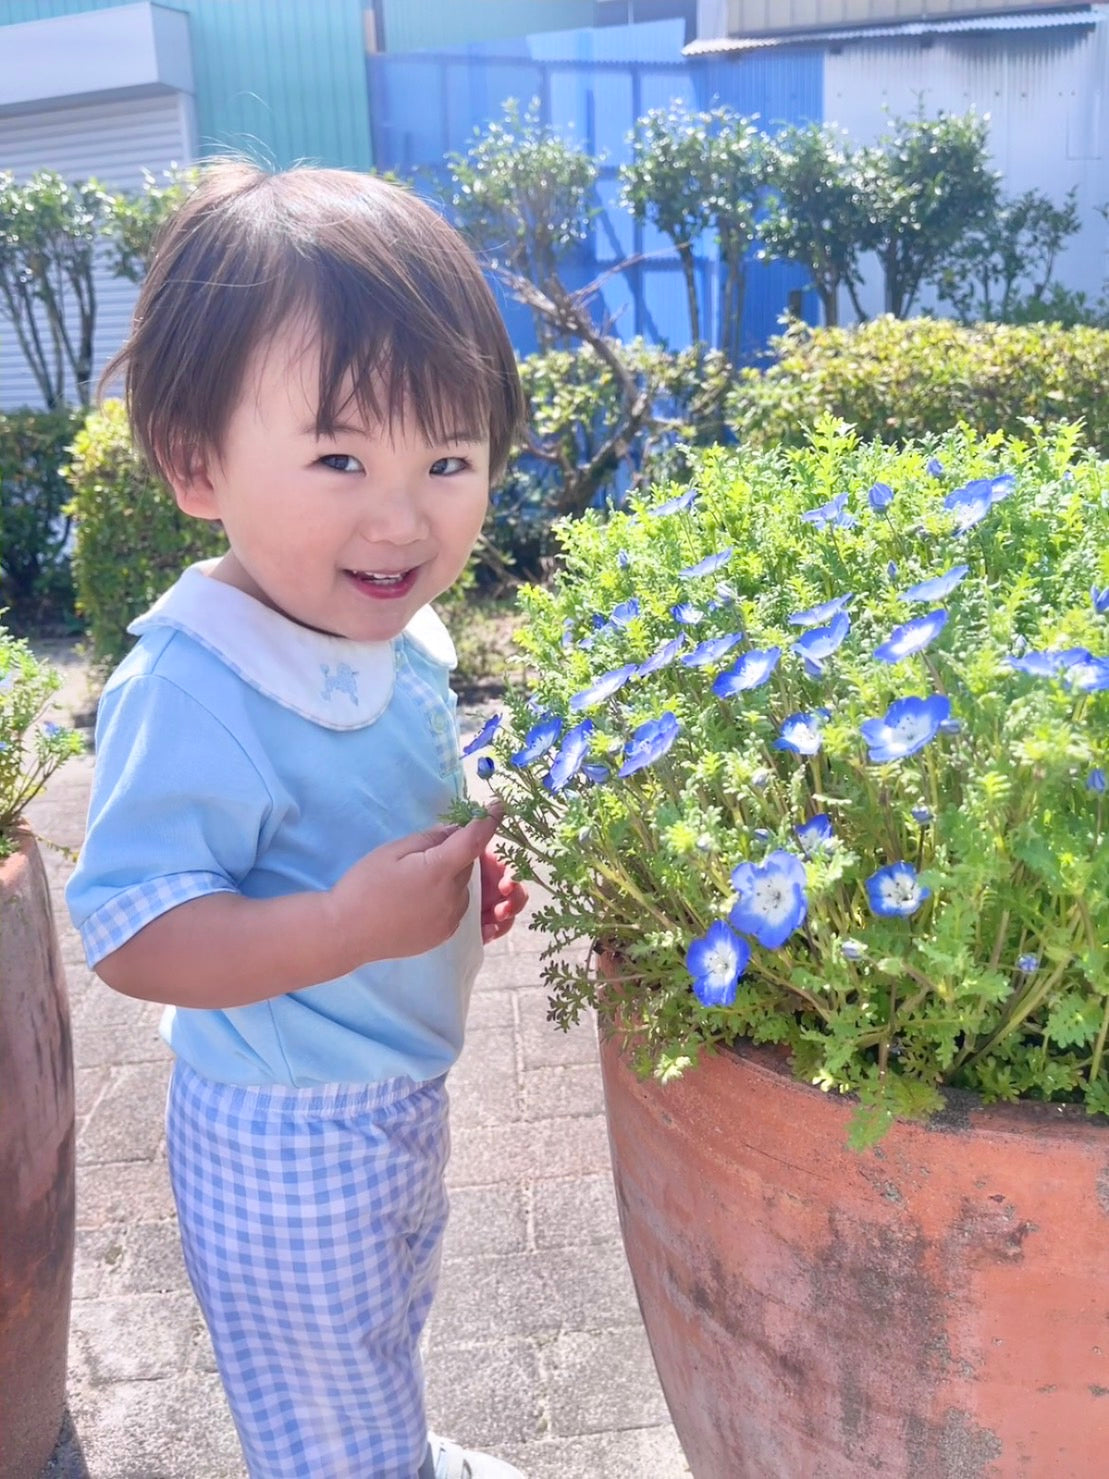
[860,694,952,763]
[712,647,781,697]
[1008,647,1090,678]
[544,719,595,793]
[801,491,857,530]
[476,756,495,781]
[671,602,704,625]
[681,632,744,669]
[792,612,851,677]
[939,716,962,735]
[636,636,685,678]
[866,861,931,918]
[42,721,62,738]
[462,714,501,756]
[774,713,822,755]
[944,482,993,533]
[1092,586,1109,614]
[617,550,631,569]
[986,473,1015,504]
[680,548,732,579]
[900,565,969,604]
[618,711,680,778]
[1067,656,1109,692]
[687,921,750,1008]
[911,805,934,826]
[868,482,894,511]
[1088,768,1107,794]
[570,663,638,711]
[873,609,949,665]
[511,715,563,767]
[795,814,833,855]
[610,598,639,626]
[648,488,697,517]
[582,762,610,785]
[1016,954,1040,974]
[789,593,852,628]
[841,939,867,961]
[561,621,574,649]
[926,457,944,477]
[730,851,808,949]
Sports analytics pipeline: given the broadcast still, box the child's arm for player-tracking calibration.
[96,808,503,1008]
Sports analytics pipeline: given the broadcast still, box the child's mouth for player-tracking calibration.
[347,568,418,599]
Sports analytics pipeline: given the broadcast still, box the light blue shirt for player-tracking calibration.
[66,561,483,1088]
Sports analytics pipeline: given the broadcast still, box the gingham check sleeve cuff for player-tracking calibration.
[79,873,238,966]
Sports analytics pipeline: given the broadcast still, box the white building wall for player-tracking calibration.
[0,91,195,408]
[823,15,1109,321]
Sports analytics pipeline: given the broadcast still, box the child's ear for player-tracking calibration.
[167,452,220,521]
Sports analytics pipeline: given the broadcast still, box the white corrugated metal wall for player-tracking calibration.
[0,91,195,407]
[824,18,1109,320]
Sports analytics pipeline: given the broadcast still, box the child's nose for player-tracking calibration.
[357,484,427,543]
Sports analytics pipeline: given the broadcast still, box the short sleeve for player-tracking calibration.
[66,673,274,966]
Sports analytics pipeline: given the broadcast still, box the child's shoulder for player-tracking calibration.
[100,623,255,728]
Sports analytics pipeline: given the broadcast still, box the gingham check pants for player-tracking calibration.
[166,1059,451,1478]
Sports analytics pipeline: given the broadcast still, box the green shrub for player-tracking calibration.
[489,340,732,579]
[0,407,85,631]
[728,317,1109,456]
[0,623,84,854]
[65,399,225,669]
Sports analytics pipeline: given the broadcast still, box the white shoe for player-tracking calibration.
[420,1433,526,1479]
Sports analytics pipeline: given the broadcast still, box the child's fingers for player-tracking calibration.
[426,806,504,874]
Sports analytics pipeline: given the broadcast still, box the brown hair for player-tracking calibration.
[103,160,526,481]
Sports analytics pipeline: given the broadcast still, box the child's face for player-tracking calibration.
[172,321,491,642]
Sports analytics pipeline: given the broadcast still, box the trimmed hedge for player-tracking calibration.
[727,317,1109,455]
[65,399,225,668]
[0,407,85,630]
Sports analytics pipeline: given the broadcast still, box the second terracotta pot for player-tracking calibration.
[599,1026,1109,1478]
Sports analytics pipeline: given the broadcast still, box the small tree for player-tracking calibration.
[0,170,114,407]
[931,187,1081,323]
[759,122,876,327]
[445,98,600,345]
[703,109,767,362]
[856,110,999,318]
[620,99,715,343]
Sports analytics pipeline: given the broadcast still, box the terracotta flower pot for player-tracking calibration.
[0,828,75,1479]
[599,1025,1109,1478]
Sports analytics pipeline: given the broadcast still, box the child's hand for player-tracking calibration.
[332,806,504,963]
[479,847,528,944]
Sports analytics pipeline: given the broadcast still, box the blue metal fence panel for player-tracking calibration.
[368,18,823,357]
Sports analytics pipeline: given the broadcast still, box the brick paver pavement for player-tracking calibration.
[28,642,689,1479]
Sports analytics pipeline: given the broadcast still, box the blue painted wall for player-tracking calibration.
[369,19,823,358]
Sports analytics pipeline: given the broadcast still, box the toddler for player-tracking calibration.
[67,160,529,1479]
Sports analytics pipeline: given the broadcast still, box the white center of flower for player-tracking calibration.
[880,874,920,910]
[891,713,930,747]
[753,878,790,922]
[705,942,737,986]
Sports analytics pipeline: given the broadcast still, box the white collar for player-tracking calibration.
[128,560,456,730]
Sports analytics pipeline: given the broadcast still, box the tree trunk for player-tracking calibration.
[676,242,701,345]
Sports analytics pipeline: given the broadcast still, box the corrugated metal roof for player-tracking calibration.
[685,7,1100,54]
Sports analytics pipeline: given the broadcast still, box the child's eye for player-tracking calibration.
[430,455,470,477]
[318,454,364,473]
